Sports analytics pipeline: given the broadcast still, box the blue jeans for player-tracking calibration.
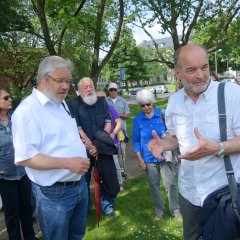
[0,175,35,240]
[32,177,88,240]
[146,162,179,214]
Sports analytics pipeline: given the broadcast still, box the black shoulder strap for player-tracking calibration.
[61,102,71,116]
[218,82,240,221]
[159,108,167,129]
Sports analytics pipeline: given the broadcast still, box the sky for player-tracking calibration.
[131,23,170,45]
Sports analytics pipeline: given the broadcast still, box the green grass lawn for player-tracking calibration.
[85,174,183,240]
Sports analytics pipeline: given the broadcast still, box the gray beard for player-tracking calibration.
[44,89,62,104]
[82,94,97,105]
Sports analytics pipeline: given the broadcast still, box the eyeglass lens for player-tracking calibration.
[140,103,151,108]
[109,88,117,92]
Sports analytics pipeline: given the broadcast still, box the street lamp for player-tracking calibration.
[221,55,232,74]
[214,49,222,74]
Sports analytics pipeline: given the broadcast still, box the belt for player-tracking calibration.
[53,180,80,187]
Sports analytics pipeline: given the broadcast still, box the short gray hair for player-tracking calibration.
[37,56,73,83]
[135,89,156,105]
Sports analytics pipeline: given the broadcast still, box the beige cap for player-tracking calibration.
[108,83,118,90]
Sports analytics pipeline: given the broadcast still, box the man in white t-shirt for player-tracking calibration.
[12,56,90,240]
[148,44,240,240]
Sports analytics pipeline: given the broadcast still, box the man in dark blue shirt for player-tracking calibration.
[68,77,118,217]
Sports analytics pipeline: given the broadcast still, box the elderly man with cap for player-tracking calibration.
[107,83,130,178]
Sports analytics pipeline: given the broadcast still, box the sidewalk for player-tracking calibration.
[0,139,141,239]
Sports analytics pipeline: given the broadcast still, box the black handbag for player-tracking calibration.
[199,82,240,240]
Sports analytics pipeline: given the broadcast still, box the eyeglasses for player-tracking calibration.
[0,95,11,101]
[109,88,118,92]
[47,75,72,85]
[140,103,152,108]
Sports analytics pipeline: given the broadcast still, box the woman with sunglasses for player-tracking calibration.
[0,87,35,239]
[132,89,181,221]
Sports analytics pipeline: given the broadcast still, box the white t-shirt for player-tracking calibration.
[166,80,240,206]
[12,88,87,186]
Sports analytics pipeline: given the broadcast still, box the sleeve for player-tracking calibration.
[123,99,130,114]
[165,97,175,135]
[132,116,141,153]
[12,110,41,163]
[110,106,120,120]
[102,98,111,123]
[67,98,81,127]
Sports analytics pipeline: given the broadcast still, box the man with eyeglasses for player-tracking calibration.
[107,83,130,178]
[11,56,90,240]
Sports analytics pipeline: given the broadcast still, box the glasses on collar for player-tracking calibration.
[0,95,11,101]
[140,103,152,108]
[109,88,118,92]
[47,75,72,85]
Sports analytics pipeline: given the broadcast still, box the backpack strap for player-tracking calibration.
[159,108,167,130]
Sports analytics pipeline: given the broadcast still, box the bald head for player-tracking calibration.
[174,44,209,69]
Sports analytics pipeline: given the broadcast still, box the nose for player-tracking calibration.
[61,81,70,89]
[195,68,205,79]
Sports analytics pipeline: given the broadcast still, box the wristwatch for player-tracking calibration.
[216,142,225,158]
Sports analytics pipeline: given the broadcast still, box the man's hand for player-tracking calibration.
[89,145,98,157]
[82,137,92,150]
[180,128,219,160]
[148,130,165,160]
[67,157,90,175]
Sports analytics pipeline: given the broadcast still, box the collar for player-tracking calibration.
[32,88,61,107]
[140,106,160,120]
[107,96,119,101]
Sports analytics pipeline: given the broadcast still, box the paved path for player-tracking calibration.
[0,139,141,239]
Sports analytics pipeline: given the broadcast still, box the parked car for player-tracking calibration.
[151,85,168,94]
[128,87,144,96]
[220,79,236,83]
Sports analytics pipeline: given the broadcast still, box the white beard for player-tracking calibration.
[82,93,97,105]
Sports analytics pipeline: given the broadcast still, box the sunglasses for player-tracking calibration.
[140,103,152,108]
[109,88,118,92]
[0,95,11,101]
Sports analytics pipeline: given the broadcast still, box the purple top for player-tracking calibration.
[109,105,120,145]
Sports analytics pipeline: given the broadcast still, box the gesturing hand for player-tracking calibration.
[148,130,164,160]
[180,128,219,160]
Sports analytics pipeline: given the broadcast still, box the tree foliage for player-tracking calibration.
[0,0,126,90]
[130,0,240,69]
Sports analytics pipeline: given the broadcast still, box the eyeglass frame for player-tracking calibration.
[47,74,73,85]
[0,95,11,101]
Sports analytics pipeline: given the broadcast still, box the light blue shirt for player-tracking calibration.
[107,96,130,132]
